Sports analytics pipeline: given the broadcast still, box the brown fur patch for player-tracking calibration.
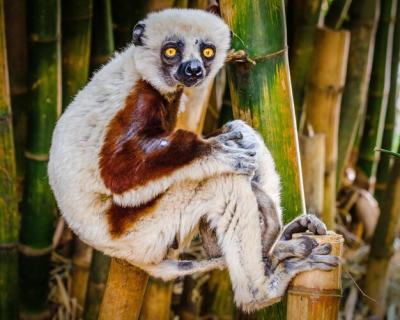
[99,80,211,194]
[107,195,162,238]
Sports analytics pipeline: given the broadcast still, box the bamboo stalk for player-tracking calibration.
[0,0,19,318]
[83,250,111,320]
[112,0,146,50]
[288,0,323,122]
[179,276,201,320]
[299,133,325,217]
[303,27,350,229]
[287,233,344,320]
[61,1,94,314]
[201,269,234,319]
[336,0,380,187]
[90,0,114,71]
[364,155,400,318]
[4,0,28,193]
[82,0,115,316]
[19,0,61,317]
[356,0,398,190]
[62,0,93,109]
[219,1,306,318]
[374,3,400,204]
[139,280,173,320]
[99,259,149,320]
[325,0,353,30]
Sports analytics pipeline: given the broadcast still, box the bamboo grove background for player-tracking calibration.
[0,0,399,319]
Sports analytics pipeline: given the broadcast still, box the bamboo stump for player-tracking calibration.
[99,259,149,320]
[287,232,343,320]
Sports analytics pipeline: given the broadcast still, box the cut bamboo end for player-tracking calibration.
[287,232,343,320]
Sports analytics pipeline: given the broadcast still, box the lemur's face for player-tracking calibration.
[132,9,231,94]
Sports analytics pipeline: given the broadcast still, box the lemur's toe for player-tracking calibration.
[312,243,332,255]
[309,254,339,267]
[294,236,318,257]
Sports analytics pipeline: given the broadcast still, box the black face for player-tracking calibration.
[160,39,216,87]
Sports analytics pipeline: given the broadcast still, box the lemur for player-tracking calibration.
[48,8,338,311]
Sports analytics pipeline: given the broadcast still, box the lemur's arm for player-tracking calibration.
[99,80,255,206]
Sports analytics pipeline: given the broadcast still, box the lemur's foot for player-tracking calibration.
[281,214,327,240]
[265,236,332,273]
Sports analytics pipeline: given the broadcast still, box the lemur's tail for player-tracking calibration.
[136,257,226,281]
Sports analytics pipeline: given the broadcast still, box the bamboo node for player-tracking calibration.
[0,242,18,249]
[225,47,288,66]
[19,243,53,256]
[24,151,49,161]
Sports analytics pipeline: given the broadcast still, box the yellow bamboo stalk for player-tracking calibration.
[99,259,149,320]
[300,133,325,217]
[303,27,350,229]
[287,233,344,320]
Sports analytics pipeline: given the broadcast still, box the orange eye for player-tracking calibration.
[164,47,177,58]
[203,47,215,58]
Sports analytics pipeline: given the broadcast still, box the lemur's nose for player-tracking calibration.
[184,60,203,77]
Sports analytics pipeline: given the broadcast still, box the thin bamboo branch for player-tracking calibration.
[374,2,400,204]
[325,0,353,30]
[364,155,400,317]
[336,0,380,187]
[356,0,398,190]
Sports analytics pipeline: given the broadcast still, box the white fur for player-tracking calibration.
[48,9,284,311]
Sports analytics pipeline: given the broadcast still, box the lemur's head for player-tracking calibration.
[132,9,231,94]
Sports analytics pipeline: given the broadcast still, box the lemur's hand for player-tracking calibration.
[208,130,257,176]
[221,120,261,152]
[280,214,327,240]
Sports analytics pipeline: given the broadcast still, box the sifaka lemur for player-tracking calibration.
[48,8,338,311]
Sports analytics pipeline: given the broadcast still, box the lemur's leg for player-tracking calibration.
[223,120,328,240]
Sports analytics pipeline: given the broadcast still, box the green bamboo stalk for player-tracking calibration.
[374,4,400,204]
[83,1,115,316]
[19,0,61,317]
[289,0,323,122]
[4,0,28,192]
[91,0,114,71]
[325,0,353,30]
[62,0,93,109]
[364,154,400,317]
[220,1,306,318]
[356,0,398,190]
[0,0,19,318]
[61,1,94,314]
[336,0,380,187]
[83,251,111,320]
[112,0,147,50]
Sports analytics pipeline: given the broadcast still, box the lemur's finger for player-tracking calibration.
[218,131,243,141]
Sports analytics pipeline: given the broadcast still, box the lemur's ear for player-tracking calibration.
[206,1,220,16]
[132,22,145,46]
